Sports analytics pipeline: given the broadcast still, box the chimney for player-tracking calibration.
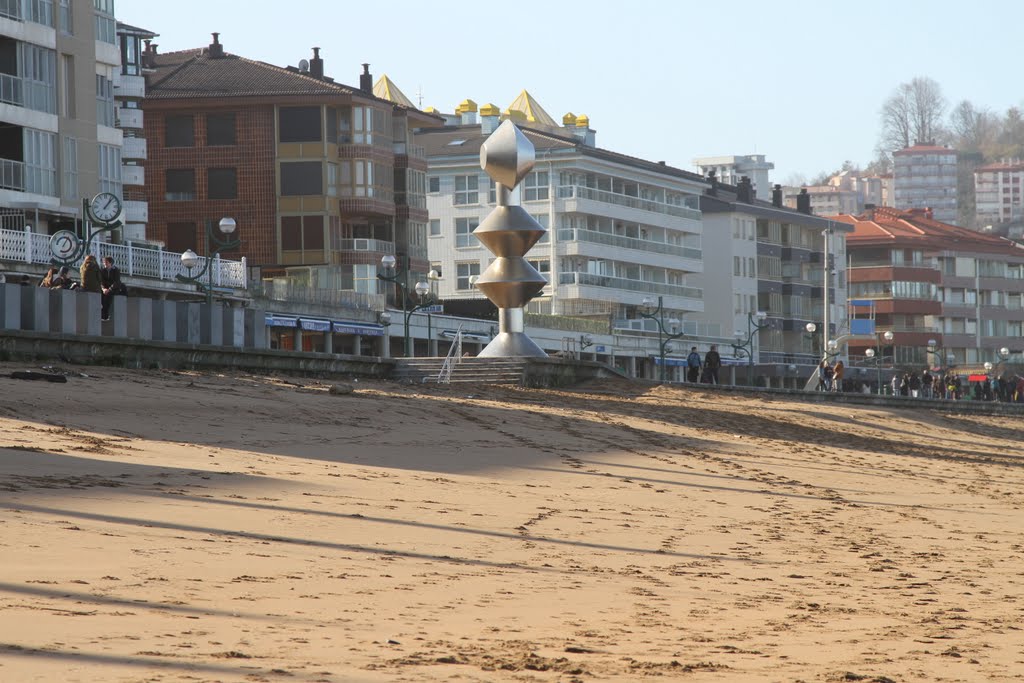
[736,175,753,203]
[772,183,783,208]
[360,63,372,93]
[706,170,718,196]
[208,32,223,58]
[924,206,933,220]
[864,202,876,220]
[796,188,812,214]
[309,47,324,80]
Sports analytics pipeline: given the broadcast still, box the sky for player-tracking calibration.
[118,0,1024,184]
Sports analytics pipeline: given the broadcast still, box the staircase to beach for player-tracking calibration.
[391,357,529,385]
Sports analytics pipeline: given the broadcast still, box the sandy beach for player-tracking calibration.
[0,365,1022,682]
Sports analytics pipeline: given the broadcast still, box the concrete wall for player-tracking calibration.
[0,283,266,350]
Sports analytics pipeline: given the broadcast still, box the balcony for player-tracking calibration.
[0,72,22,107]
[558,271,702,301]
[122,136,146,161]
[557,185,702,222]
[121,165,144,186]
[116,107,143,129]
[556,228,702,261]
[123,200,147,223]
[336,238,395,254]
[0,158,24,191]
[114,74,145,99]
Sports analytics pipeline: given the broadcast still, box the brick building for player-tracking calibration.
[143,35,439,291]
[835,206,1024,369]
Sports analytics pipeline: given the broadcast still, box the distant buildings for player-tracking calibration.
[974,159,1024,228]
[0,1,122,233]
[785,171,892,218]
[893,144,958,224]
[837,206,1024,368]
[693,155,774,202]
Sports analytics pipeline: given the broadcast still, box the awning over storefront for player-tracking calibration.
[265,314,298,328]
[333,321,384,337]
[299,318,332,332]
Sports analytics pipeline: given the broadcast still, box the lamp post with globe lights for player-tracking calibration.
[377,254,440,357]
[639,295,686,382]
[177,217,240,305]
[731,310,769,386]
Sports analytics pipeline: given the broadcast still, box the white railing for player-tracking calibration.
[437,324,464,384]
[0,226,247,288]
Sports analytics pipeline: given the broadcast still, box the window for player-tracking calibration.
[94,0,115,43]
[279,106,322,143]
[454,175,478,205]
[120,33,140,75]
[455,217,479,248]
[326,162,337,197]
[166,222,196,253]
[429,219,441,237]
[95,72,114,127]
[59,54,74,117]
[19,43,57,114]
[59,1,72,34]
[22,128,56,196]
[166,115,194,147]
[280,215,325,254]
[280,161,322,196]
[734,256,741,276]
[428,176,440,193]
[528,259,550,274]
[97,142,120,195]
[27,0,54,26]
[206,113,236,146]
[523,171,549,201]
[207,168,237,200]
[457,262,480,290]
[165,169,195,201]
[62,135,76,199]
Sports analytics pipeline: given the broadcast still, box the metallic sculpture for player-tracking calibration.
[474,120,548,357]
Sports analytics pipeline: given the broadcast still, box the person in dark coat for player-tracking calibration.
[99,256,123,321]
[79,255,101,293]
[703,345,722,384]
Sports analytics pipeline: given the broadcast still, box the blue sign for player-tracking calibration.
[419,304,444,313]
[595,345,606,352]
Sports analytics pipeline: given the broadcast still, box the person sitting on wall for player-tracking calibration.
[49,266,74,290]
[39,267,56,287]
[99,256,125,322]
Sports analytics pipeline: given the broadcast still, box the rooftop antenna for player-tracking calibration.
[416,85,423,109]
[298,58,309,73]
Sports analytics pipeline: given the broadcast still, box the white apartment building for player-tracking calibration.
[893,144,958,224]
[419,96,708,334]
[974,159,1024,227]
[114,20,154,242]
[0,0,122,233]
[694,154,774,202]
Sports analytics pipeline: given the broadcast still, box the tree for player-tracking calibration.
[949,100,1000,156]
[878,77,947,156]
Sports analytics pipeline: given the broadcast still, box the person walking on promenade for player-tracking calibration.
[686,347,702,383]
[703,345,722,384]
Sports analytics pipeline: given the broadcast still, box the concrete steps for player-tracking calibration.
[392,357,528,385]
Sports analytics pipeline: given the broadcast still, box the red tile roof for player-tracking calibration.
[831,206,1024,256]
[147,48,357,99]
[975,160,1024,173]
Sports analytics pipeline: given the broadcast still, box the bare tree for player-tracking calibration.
[878,77,947,157]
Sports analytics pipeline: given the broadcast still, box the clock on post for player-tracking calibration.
[88,192,122,224]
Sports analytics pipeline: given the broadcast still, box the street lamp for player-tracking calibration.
[731,310,768,386]
[176,217,240,305]
[639,295,686,382]
[377,254,440,357]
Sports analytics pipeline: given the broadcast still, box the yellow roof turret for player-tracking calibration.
[562,112,577,126]
[480,102,500,117]
[423,106,438,113]
[505,89,557,127]
[456,98,478,114]
[372,74,416,109]
[576,114,590,128]
[502,108,527,122]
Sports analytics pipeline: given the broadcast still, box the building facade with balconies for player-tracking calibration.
[115,20,155,241]
[974,159,1024,227]
[893,144,958,225]
[700,179,851,374]
[0,0,122,234]
[418,95,707,331]
[143,37,439,303]
[835,206,1024,369]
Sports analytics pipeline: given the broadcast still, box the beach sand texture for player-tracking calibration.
[0,366,1021,682]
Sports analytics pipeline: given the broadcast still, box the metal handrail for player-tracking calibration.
[437,324,464,384]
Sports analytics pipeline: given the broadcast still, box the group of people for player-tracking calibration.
[37,256,124,321]
[685,345,722,384]
[889,369,1024,402]
[816,359,846,392]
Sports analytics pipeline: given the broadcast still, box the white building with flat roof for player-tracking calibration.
[693,154,774,202]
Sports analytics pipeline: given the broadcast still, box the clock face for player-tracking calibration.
[90,192,122,222]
